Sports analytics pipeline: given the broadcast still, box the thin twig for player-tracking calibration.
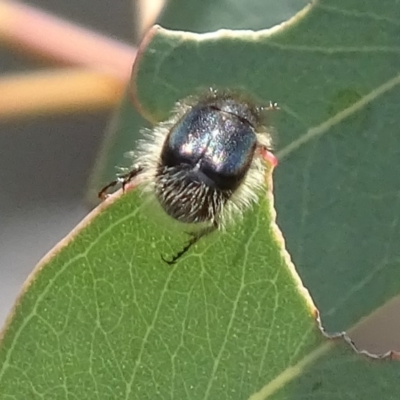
[0,69,125,119]
[0,0,136,82]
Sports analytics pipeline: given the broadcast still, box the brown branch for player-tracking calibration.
[0,69,125,120]
[0,0,136,82]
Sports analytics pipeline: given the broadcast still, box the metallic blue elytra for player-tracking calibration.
[99,90,275,263]
[154,93,263,225]
[160,98,258,192]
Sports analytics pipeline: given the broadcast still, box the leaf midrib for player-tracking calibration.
[277,71,400,160]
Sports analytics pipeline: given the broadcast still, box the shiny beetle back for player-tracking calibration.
[153,94,263,224]
[99,89,277,263]
[160,101,258,191]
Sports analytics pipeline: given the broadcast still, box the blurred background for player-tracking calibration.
[0,0,398,354]
[0,0,140,326]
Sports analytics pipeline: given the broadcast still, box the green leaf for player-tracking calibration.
[0,177,328,399]
[131,0,400,333]
[1,184,398,399]
[2,0,400,398]
[88,0,307,203]
[159,0,309,32]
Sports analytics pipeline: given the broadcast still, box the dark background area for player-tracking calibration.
[0,0,134,325]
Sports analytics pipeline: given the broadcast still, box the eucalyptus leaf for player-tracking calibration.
[159,0,309,32]
[1,0,400,398]
[88,0,306,203]
[1,182,398,399]
[0,177,329,399]
[131,0,400,332]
